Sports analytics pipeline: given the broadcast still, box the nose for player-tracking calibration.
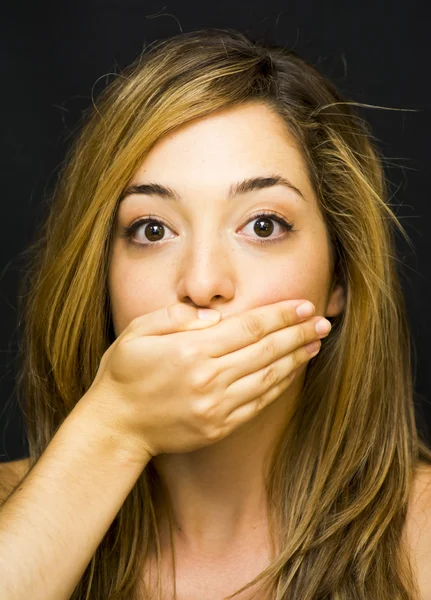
[177,235,235,309]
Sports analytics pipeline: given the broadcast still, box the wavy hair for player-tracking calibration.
[15,27,431,599]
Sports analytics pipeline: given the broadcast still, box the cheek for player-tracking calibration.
[254,245,332,314]
[108,258,164,335]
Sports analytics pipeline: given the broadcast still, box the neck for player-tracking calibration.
[150,368,306,557]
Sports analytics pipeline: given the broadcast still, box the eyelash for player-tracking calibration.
[120,211,295,250]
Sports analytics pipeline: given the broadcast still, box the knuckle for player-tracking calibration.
[114,337,127,358]
[261,363,278,387]
[178,343,199,364]
[298,324,308,346]
[204,425,223,442]
[279,307,291,328]
[129,313,147,330]
[189,365,213,391]
[254,392,266,412]
[190,398,210,419]
[263,337,277,360]
[166,302,183,324]
[191,398,221,426]
[291,348,303,370]
[242,314,265,339]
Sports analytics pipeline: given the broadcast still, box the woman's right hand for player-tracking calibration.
[86,300,331,461]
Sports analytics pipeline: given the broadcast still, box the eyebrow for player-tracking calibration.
[119,174,306,204]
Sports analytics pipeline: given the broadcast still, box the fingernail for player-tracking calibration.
[296,301,315,318]
[305,340,321,354]
[198,309,219,321]
[315,318,332,335]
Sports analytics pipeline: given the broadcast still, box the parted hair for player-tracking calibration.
[15,27,431,599]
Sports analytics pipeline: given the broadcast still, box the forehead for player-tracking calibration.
[125,102,316,207]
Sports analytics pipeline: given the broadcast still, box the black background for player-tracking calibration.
[1,1,430,461]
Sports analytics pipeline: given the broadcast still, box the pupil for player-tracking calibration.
[146,222,164,241]
[143,218,274,242]
[254,218,273,238]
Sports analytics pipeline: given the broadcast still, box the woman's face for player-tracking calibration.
[108,102,344,335]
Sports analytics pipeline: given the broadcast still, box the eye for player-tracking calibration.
[120,210,296,249]
[121,213,176,247]
[240,211,295,246]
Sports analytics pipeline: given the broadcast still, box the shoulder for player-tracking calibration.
[0,458,31,504]
[404,462,431,599]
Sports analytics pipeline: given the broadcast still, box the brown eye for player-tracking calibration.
[240,212,295,246]
[142,221,168,242]
[122,216,175,246]
[120,211,295,249]
[251,216,276,237]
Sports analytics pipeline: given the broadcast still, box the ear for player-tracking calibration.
[326,279,345,318]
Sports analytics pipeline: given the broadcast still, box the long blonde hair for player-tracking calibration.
[15,28,431,599]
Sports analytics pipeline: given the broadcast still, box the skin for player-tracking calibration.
[107,101,345,565]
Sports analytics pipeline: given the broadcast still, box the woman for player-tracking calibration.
[1,27,431,599]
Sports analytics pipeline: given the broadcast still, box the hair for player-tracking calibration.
[14,27,431,599]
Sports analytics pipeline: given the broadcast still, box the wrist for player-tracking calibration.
[72,385,153,468]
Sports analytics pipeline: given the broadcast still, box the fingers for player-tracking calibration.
[202,299,317,359]
[127,303,214,340]
[222,363,303,430]
[215,313,329,386]
[222,335,323,424]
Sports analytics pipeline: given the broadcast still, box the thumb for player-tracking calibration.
[189,308,221,328]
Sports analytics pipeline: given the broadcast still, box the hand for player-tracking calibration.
[86,300,331,460]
